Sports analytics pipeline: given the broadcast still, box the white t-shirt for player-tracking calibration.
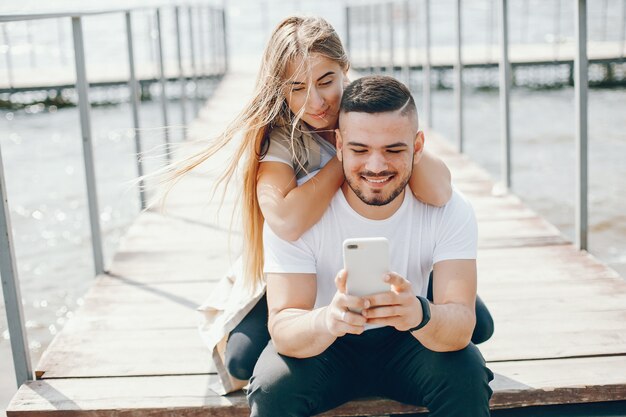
[263,188,478,311]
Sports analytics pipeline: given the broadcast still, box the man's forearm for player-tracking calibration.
[412,302,475,352]
[269,307,337,358]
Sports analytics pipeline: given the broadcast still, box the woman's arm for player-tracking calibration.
[409,149,452,207]
[257,157,344,241]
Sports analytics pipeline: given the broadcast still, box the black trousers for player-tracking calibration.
[225,272,494,381]
[248,326,494,417]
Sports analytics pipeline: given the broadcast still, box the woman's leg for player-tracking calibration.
[224,294,271,380]
[427,271,494,344]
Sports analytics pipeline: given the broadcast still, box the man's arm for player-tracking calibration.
[413,259,476,351]
[363,259,476,352]
[267,270,369,358]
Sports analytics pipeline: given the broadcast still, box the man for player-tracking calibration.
[248,75,494,417]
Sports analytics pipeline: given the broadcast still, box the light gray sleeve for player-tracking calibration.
[260,127,295,167]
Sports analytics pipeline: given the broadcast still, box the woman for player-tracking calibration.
[181,16,493,394]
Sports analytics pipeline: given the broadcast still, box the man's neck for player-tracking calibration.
[341,183,406,220]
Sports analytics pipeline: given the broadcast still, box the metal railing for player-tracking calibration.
[0,3,227,388]
[345,0,590,249]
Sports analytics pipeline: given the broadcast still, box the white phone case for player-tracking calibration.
[343,237,391,312]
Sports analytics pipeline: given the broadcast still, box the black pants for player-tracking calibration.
[225,272,494,381]
[248,326,494,417]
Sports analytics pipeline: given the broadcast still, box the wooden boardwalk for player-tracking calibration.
[6,67,626,416]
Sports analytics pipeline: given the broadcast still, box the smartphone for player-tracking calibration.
[342,237,391,313]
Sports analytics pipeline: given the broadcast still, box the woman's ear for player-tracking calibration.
[343,70,351,88]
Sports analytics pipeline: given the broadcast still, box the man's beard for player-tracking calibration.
[344,167,412,206]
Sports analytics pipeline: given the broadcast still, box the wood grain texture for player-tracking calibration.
[9,356,626,416]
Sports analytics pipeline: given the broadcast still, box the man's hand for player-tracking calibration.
[325,269,369,337]
[362,272,423,331]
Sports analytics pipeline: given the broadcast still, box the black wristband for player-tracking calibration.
[408,295,431,332]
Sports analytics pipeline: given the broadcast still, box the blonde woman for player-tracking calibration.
[187,16,493,394]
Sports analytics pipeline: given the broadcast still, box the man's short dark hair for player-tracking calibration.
[340,75,418,121]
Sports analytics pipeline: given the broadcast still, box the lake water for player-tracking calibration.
[1,0,625,415]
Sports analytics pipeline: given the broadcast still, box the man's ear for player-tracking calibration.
[413,130,425,164]
[335,128,343,162]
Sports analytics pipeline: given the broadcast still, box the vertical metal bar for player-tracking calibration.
[71,17,104,275]
[125,12,147,211]
[221,7,228,73]
[345,6,351,58]
[423,0,432,129]
[601,0,609,41]
[0,144,33,388]
[205,7,213,76]
[209,7,218,75]
[621,0,626,58]
[175,6,187,135]
[575,0,588,250]
[147,14,157,72]
[155,9,171,163]
[554,0,561,60]
[388,2,395,75]
[499,0,512,190]
[188,6,199,115]
[196,6,206,99]
[2,24,15,89]
[370,4,376,72]
[404,0,411,86]
[26,21,36,68]
[455,0,464,152]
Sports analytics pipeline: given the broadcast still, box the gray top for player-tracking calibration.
[261,123,337,182]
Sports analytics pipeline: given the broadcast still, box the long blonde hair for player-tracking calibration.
[163,16,349,290]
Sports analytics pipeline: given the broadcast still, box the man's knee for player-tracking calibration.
[247,345,315,417]
[424,344,493,404]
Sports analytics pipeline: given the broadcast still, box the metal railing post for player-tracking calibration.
[155,9,171,163]
[175,6,188,136]
[71,16,105,275]
[188,6,199,115]
[423,0,432,129]
[499,0,512,190]
[2,24,15,89]
[365,4,372,72]
[209,7,217,75]
[388,2,395,75]
[0,144,33,388]
[197,5,207,81]
[221,7,229,73]
[26,21,36,68]
[125,12,147,210]
[620,0,626,58]
[403,0,411,86]
[575,0,588,251]
[345,6,351,58]
[206,7,214,76]
[455,0,464,152]
[554,0,562,60]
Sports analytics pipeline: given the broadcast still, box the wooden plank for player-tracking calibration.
[478,217,568,248]
[9,356,626,416]
[35,327,213,379]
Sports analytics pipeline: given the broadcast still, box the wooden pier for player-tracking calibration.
[6,66,626,416]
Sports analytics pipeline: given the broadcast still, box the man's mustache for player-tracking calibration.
[358,170,397,177]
